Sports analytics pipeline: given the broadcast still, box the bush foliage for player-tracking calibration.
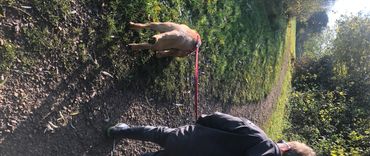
[286,15,370,155]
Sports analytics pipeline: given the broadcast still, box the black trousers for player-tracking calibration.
[116,126,176,156]
[114,112,275,156]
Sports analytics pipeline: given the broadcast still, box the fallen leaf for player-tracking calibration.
[44,124,53,133]
[70,111,79,116]
[70,123,76,129]
[101,71,113,78]
[48,121,59,129]
[175,103,184,107]
[0,77,7,86]
[20,6,32,9]
[57,112,68,126]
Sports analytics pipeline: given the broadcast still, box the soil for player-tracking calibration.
[0,4,290,156]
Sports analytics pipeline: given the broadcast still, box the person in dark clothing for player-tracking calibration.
[107,112,315,156]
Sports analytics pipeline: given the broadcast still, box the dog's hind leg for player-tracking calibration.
[129,22,179,33]
[128,43,153,50]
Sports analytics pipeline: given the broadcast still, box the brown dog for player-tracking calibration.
[128,22,201,58]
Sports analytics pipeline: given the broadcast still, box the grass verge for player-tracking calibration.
[263,17,296,140]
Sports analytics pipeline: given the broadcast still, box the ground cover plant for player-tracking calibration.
[286,15,370,155]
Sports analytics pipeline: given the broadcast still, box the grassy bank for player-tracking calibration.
[263,17,296,140]
[1,0,288,105]
[102,0,288,104]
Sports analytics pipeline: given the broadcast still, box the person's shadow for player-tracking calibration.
[0,52,175,155]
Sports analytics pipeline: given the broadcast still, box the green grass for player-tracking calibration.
[5,0,288,105]
[263,18,296,140]
[0,40,16,74]
[0,38,36,86]
[287,17,297,59]
[263,68,292,140]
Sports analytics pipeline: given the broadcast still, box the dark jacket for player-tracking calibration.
[165,112,281,156]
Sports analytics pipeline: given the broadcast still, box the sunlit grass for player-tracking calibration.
[263,68,292,140]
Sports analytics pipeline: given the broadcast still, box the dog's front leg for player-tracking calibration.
[155,49,188,58]
[129,22,149,30]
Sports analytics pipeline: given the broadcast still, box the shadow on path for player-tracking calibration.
[0,54,175,155]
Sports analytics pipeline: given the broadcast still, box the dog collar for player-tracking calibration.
[195,34,201,48]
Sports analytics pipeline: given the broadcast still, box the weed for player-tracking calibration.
[0,41,16,73]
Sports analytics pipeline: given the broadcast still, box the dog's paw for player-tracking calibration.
[155,52,166,58]
[129,22,137,26]
[128,22,137,29]
[126,44,133,51]
[129,22,135,29]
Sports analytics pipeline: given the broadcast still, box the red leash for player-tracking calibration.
[194,35,201,121]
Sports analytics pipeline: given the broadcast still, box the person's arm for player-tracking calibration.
[195,112,247,133]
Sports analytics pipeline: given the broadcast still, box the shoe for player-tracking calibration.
[107,123,130,138]
[126,44,132,51]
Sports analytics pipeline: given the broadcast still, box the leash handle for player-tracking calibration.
[194,35,201,121]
